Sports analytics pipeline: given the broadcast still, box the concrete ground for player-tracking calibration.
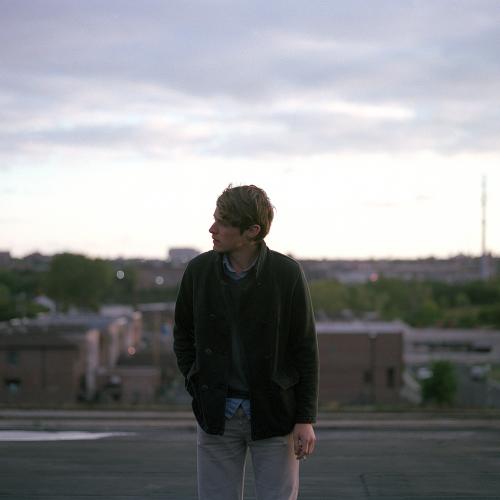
[1,410,500,499]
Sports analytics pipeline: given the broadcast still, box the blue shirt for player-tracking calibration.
[222,253,258,281]
[222,252,258,419]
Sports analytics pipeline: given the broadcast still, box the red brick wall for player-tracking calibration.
[318,333,403,405]
[0,347,80,405]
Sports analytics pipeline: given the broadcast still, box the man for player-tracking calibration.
[173,184,319,500]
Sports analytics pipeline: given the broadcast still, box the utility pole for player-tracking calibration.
[369,332,377,405]
[153,308,161,367]
[481,175,489,280]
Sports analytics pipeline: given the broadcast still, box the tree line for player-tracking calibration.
[0,253,174,320]
[309,276,500,328]
[1,252,500,328]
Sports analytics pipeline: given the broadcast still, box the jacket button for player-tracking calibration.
[205,348,213,355]
[201,384,209,391]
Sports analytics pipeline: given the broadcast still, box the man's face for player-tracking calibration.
[209,209,250,254]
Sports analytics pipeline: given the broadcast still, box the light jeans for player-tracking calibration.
[197,408,299,500]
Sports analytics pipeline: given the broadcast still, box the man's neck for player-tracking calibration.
[227,243,260,273]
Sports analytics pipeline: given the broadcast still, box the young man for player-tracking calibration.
[173,184,319,500]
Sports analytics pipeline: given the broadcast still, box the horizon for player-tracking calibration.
[3,247,497,263]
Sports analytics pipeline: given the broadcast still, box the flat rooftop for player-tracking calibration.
[316,320,407,334]
[1,411,499,499]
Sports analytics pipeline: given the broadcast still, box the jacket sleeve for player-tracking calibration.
[290,266,319,423]
[173,264,196,378]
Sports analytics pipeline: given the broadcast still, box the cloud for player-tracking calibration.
[1,0,500,163]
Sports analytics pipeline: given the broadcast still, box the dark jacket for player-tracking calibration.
[173,242,319,440]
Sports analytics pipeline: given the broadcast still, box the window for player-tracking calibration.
[386,367,395,388]
[5,378,21,395]
[7,350,19,366]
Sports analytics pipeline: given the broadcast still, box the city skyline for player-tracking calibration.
[1,1,499,260]
[2,243,498,262]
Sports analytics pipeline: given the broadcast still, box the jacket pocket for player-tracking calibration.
[185,362,199,397]
[271,370,300,390]
[186,361,199,379]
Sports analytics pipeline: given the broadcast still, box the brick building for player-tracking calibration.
[0,311,143,405]
[0,332,81,405]
[317,321,405,405]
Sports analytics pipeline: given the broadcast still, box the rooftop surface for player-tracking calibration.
[315,320,407,334]
[1,410,499,499]
[0,332,78,348]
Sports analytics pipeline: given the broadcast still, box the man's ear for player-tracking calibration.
[246,224,261,240]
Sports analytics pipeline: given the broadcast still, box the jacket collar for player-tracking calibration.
[215,241,269,282]
[254,240,268,279]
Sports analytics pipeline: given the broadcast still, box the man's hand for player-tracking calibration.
[292,423,316,460]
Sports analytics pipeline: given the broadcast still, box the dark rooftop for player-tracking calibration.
[0,331,77,349]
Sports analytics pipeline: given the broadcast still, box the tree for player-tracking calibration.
[0,269,49,320]
[0,283,14,320]
[422,360,457,406]
[108,265,138,305]
[309,279,349,318]
[47,253,114,311]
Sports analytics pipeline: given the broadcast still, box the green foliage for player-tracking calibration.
[0,283,10,308]
[429,280,500,308]
[0,269,48,320]
[440,307,479,328]
[477,304,500,327]
[309,277,443,325]
[308,276,500,328]
[2,255,500,327]
[345,285,373,315]
[461,281,500,305]
[309,279,349,317]
[0,254,174,319]
[489,365,500,382]
[47,253,114,311]
[106,265,138,305]
[368,279,441,326]
[0,283,14,320]
[0,268,47,296]
[421,361,457,406]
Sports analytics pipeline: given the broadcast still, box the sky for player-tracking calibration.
[1,0,500,260]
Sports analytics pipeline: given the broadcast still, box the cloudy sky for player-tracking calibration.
[1,0,499,260]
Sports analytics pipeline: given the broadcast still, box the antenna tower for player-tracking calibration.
[481,175,489,280]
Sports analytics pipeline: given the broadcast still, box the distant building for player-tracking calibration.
[300,255,499,284]
[404,327,500,367]
[133,263,185,289]
[18,252,52,272]
[0,328,87,405]
[137,302,175,336]
[0,311,143,405]
[110,349,172,404]
[107,363,161,404]
[168,247,199,266]
[317,321,405,405]
[0,251,11,268]
[404,327,500,408]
